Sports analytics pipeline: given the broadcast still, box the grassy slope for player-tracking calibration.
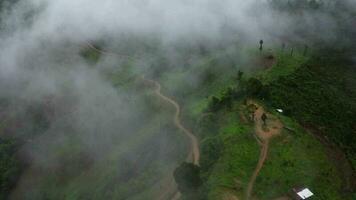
[256,50,308,84]
[202,109,258,199]
[175,49,352,199]
[159,48,243,129]
[3,43,354,199]
[266,51,356,168]
[197,101,344,199]
[255,115,343,200]
[80,45,353,200]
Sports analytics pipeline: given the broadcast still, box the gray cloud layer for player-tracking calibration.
[0,0,355,198]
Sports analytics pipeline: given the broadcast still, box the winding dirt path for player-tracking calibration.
[142,76,200,200]
[245,101,283,200]
[84,43,199,165]
[142,77,200,165]
[84,42,132,59]
[245,140,269,200]
[222,191,241,200]
[84,43,199,200]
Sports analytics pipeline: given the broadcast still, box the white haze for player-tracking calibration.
[0,0,355,198]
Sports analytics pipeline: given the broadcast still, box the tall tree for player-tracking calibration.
[174,162,202,194]
[259,40,264,52]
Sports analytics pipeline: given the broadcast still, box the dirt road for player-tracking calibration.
[84,42,132,59]
[85,43,200,200]
[84,43,200,165]
[142,77,200,165]
[245,140,269,200]
[141,77,198,200]
[245,101,283,200]
[222,191,241,200]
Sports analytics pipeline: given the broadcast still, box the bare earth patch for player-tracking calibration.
[222,190,240,200]
[245,100,283,200]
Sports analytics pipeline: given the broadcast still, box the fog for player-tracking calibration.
[0,0,355,199]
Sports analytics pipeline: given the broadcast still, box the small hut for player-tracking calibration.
[291,187,314,200]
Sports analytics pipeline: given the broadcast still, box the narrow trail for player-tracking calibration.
[84,42,132,59]
[245,140,269,200]
[84,43,200,165]
[142,77,200,165]
[84,43,200,200]
[142,76,200,200]
[245,101,283,200]
[222,191,241,200]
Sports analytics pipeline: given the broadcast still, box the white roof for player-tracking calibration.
[276,109,283,113]
[297,188,314,199]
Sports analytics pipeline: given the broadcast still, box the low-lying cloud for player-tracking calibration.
[0,0,355,198]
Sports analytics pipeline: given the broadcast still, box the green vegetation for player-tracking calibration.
[174,162,202,199]
[257,50,308,83]
[0,0,355,200]
[10,100,187,200]
[193,99,347,199]
[5,38,354,200]
[0,139,22,200]
[201,112,258,199]
[80,47,101,64]
[174,44,355,199]
[0,99,53,200]
[266,51,356,167]
[255,117,344,200]
[0,63,188,199]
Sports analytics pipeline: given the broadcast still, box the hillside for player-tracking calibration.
[0,0,355,200]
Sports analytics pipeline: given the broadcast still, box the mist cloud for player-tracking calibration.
[1,0,354,198]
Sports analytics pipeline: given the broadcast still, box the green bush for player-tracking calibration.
[0,139,22,200]
[266,53,356,167]
[200,137,223,172]
[174,162,204,200]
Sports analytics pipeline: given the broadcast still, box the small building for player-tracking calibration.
[276,109,283,113]
[291,188,314,200]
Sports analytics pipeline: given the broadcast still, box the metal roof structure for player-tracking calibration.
[296,188,314,199]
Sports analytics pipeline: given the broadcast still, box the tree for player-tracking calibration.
[290,47,294,56]
[308,0,321,9]
[282,43,286,52]
[200,138,222,171]
[259,40,264,52]
[202,68,216,84]
[221,87,235,109]
[245,78,268,98]
[173,162,202,194]
[303,45,309,56]
[236,70,244,81]
[208,96,221,112]
[0,139,22,200]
